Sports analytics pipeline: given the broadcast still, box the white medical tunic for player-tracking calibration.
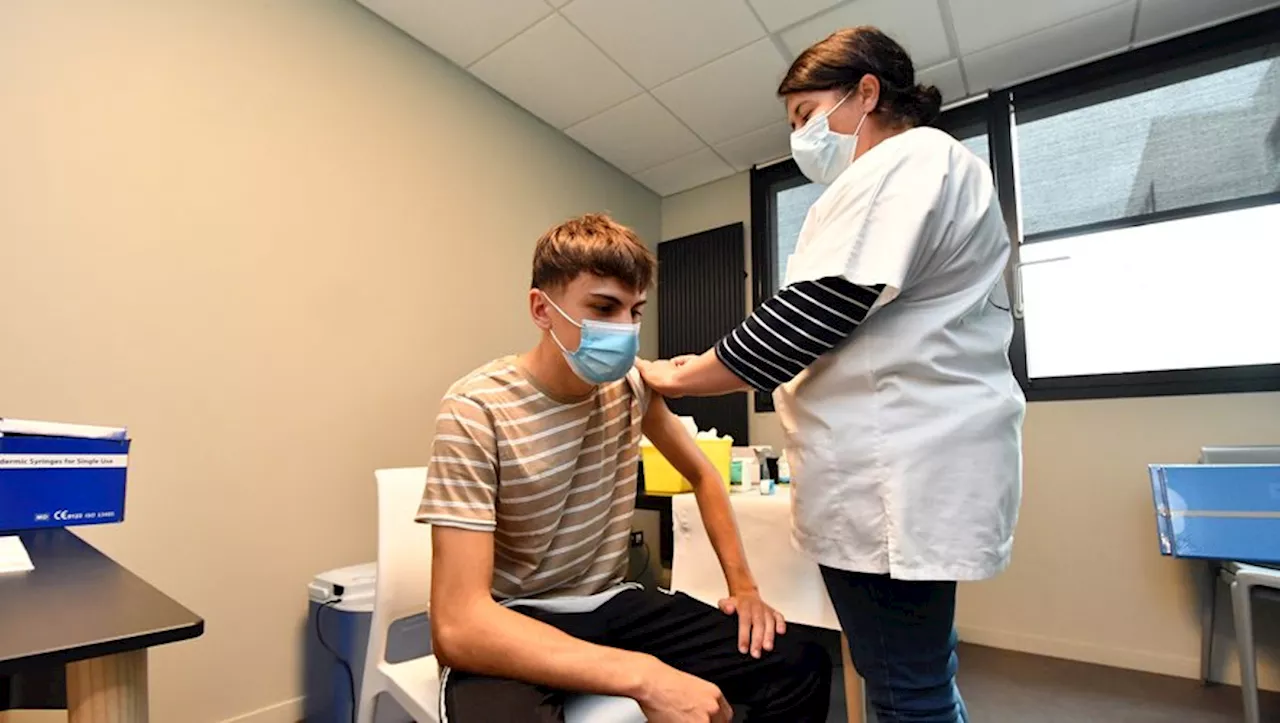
[775,127,1025,581]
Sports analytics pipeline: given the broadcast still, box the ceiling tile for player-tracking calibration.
[560,0,766,88]
[748,0,845,32]
[714,122,792,171]
[1135,0,1280,43]
[781,0,954,69]
[963,2,1135,92]
[919,60,967,103]
[948,0,1131,55]
[358,0,553,68]
[566,94,705,174]
[634,148,735,196]
[470,14,641,129]
[653,39,789,145]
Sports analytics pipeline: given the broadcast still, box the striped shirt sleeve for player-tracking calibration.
[416,394,500,532]
[715,276,885,394]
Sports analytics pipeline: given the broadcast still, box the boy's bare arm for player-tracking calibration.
[640,396,787,658]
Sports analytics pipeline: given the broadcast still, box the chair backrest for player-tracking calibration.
[358,468,434,723]
[1200,446,1280,465]
[369,467,433,661]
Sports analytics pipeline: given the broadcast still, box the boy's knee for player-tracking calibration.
[752,639,832,721]
[807,640,835,690]
[780,638,834,682]
[771,638,834,700]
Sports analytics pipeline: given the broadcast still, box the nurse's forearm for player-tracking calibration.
[671,349,750,396]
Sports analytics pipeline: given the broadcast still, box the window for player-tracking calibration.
[1016,52,1279,238]
[773,181,824,285]
[1011,20,1280,398]
[1019,203,1280,380]
[750,8,1280,402]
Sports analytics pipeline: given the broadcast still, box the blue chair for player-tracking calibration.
[1197,446,1280,723]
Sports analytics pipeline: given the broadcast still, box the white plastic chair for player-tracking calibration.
[355,467,440,723]
[356,467,646,723]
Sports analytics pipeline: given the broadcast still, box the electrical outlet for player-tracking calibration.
[630,530,645,547]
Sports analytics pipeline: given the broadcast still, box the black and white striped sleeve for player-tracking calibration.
[715,276,885,393]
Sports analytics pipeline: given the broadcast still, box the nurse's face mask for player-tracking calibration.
[790,91,870,186]
[540,292,640,385]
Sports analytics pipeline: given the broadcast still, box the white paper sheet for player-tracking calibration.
[671,487,840,630]
[0,536,35,574]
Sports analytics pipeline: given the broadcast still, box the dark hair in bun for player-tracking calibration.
[900,84,943,126]
[778,26,942,128]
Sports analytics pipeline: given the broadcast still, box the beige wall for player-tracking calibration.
[660,172,1280,690]
[0,2,659,722]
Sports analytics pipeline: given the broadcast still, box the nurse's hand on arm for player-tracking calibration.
[641,395,786,658]
[638,276,885,398]
[637,352,745,399]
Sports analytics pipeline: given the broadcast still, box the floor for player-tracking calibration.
[3,645,1275,722]
[827,642,1279,723]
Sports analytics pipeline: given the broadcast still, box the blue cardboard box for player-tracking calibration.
[1149,464,1280,564]
[0,421,130,532]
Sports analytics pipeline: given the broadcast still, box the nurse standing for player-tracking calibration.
[638,26,1025,723]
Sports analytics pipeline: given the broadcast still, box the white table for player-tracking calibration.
[670,488,866,723]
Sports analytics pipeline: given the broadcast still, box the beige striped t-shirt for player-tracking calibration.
[417,357,649,601]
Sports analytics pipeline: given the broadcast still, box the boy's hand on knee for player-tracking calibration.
[633,655,733,723]
[720,592,787,659]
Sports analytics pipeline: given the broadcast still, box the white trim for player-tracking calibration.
[217,696,303,723]
[731,328,793,379]
[429,456,493,470]
[439,665,453,723]
[421,499,493,511]
[418,514,497,532]
[496,417,589,448]
[503,582,641,613]
[951,624,1280,692]
[957,625,1199,681]
[774,296,841,336]
[720,333,784,389]
[740,322,807,369]
[747,310,820,359]
[494,396,593,426]
[941,92,991,113]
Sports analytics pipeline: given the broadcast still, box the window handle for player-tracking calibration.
[1012,256,1070,320]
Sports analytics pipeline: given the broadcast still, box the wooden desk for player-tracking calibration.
[0,530,203,722]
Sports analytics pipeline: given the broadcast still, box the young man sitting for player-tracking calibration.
[418,214,832,723]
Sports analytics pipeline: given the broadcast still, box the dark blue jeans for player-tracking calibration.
[821,567,969,723]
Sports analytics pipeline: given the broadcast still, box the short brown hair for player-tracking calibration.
[531,213,656,292]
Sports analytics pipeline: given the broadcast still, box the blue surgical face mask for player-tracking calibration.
[543,295,640,384]
[790,92,868,186]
